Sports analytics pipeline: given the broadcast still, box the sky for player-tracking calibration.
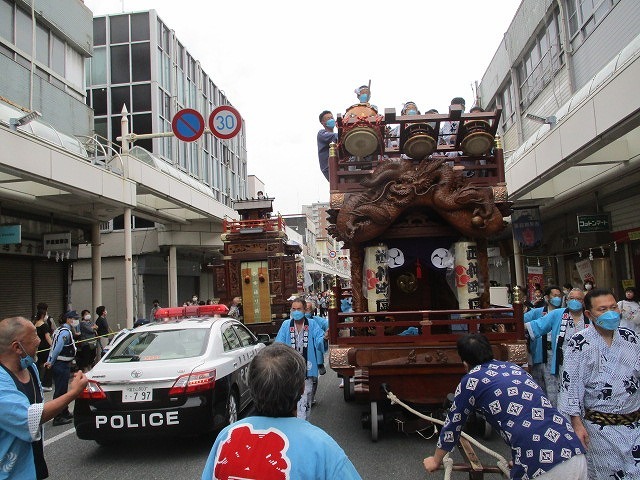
[84,0,521,215]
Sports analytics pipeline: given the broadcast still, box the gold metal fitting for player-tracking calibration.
[494,135,503,150]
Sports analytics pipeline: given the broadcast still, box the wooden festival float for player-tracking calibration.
[326,97,526,460]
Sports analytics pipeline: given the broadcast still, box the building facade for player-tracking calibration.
[0,0,94,320]
[478,0,640,294]
[74,10,248,320]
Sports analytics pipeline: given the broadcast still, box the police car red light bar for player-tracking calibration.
[168,369,216,395]
[78,380,107,400]
[154,304,229,320]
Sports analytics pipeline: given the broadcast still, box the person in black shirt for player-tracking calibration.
[95,305,111,359]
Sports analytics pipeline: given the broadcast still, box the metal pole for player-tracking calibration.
[169,245,178,307]
[91,222,102,312]
[124,208,133,328]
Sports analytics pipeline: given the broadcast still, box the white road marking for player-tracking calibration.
[44,427,76,446]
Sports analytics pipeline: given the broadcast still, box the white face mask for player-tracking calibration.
[71,319,80,327]
[83,314,91,321]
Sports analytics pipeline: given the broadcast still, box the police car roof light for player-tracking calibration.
[154,304,229,320]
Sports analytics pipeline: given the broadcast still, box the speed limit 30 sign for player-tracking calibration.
[208,106,242,140]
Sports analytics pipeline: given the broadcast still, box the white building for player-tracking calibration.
[478,0,640,293]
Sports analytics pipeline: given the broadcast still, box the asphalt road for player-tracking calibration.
[42,366,512,479]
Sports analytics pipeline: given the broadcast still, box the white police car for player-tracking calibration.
[74,305,266,444]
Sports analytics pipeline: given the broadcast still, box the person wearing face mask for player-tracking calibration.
[0,317,88,479]
[274,297,325,420]
[525,288,587,405]
[45,311,79,426]
[617,286,640,332]
[583,279,595,293]
[523,285,563,395]
[75,309,97,373]
[317,110,338,181]
[558,289,640,480]
[386,101,420,150]
[304,299,328,406]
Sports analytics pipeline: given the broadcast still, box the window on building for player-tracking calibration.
[130,12,149,42]
[0,0,14,42]
[66,44,84,90]
[51,33,65,77]
[35,22,49,65]
[132,83,151,111]
[517,9,563,108]
[15,6,32,53]
[110,15,129,44]
[111,85,129,114]
[566,0,618,41]
[112,214,155,230]
[91,47,107,84]
[110,44,130,84]
[92,87,108,115]
[93,17,106,46]
[131,42,150,81]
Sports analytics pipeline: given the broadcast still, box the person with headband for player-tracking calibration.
[558,288,640,479]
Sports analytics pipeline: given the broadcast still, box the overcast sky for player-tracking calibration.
[84,0,521,215]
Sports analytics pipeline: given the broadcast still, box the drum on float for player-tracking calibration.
[400,123,437,159]
[460,120,494,156]
[342,103,381,158]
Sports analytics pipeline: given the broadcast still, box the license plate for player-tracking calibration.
[122,385,153,403]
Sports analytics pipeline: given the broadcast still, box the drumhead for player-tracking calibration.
[403,134,436,159]
[461,131,493,156]
[344,127,379,157]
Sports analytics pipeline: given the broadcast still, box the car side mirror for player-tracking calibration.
[257,334,271,345]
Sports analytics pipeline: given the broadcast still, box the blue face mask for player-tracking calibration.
[593,310,621,330]
[325,118,336,129]
[291,310,305,321]
[549,297,562,308]
[304,312,313,319]
[359,94,369,103]
[567,299,583,311]
[17,342,36,370]
[407,109,417,115]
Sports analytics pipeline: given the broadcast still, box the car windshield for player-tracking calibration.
[104,328,210,362]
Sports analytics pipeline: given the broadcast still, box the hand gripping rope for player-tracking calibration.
[384,388,511,479]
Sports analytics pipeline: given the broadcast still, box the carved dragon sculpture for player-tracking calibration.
[328,158,506,244]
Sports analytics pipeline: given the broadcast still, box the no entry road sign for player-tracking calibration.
[172,108,205,142]
[209,106,242,140]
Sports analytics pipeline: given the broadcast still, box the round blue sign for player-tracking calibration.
[172,108,205,142]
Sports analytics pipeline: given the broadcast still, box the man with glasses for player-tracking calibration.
[275,297,325,420]
[558,289,640,479]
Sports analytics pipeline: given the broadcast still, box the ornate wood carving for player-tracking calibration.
[327,158,508,244]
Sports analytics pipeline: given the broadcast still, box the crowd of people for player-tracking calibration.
[5,281,640,479]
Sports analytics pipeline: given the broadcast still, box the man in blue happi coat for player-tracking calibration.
[0,316,87,479]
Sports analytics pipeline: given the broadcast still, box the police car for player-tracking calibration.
[74,305,266,444]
